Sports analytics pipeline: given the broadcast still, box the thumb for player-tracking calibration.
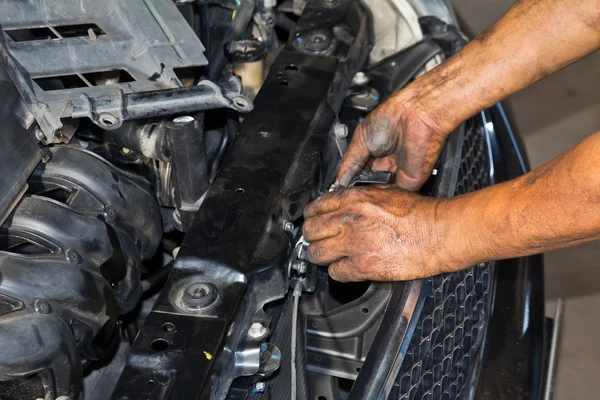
[336,126,370,187]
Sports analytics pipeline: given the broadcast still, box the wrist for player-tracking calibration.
[435,191,499,272]
[402,40,499,138]
[399,65,477,141]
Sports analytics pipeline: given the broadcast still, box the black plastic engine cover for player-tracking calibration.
[0,146,162,400]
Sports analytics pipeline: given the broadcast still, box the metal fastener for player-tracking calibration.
[334,122,348,139]
[103,205,117,221]
[65,249,80,265]
[296,30,337,55]
[172,115,195,124]
[254,382,266,393]
[72,326,81,342]
[292,260,307,274]
[281,220,294,233]
[34,128,45,142]
[181,282,218,309]
[34,299,51,315]
[248,322,268,339]
[352,71,370,86]
[189,285,205,298]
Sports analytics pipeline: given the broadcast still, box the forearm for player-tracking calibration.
[401,0,600,133]
[444,131,600,269]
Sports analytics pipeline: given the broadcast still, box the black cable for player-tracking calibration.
[209,118,239,180]
[208,0,256,81]
[275,12,295,32]
[125,321,138,344]
[141,260,174,294]
[161,237,179,255]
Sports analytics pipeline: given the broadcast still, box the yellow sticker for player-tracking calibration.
[203,351,213,360]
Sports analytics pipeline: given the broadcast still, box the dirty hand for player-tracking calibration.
[336,87,454,192]
[303,186,466,282]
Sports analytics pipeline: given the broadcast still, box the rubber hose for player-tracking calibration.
[141,261,174,293]
[209,118,239,180]
[275,12,295,32]
[208,0,256,81]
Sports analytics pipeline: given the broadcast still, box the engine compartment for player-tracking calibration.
[0,1,499,399]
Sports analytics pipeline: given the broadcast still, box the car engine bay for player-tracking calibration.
[0,0,507,399]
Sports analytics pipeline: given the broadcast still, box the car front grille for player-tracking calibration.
[392,118,494,400]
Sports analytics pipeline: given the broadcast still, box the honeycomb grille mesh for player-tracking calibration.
[392,120,494,400]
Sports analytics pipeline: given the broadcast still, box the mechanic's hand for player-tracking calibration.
[303,186,462,282]
[337,88,454,191]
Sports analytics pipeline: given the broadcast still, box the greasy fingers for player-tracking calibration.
[393,116,446,191]
[328,258,360,282]
[302,186,467,282]
[336,125,371,187]
[304,189,351,219]
[302,213,342,242]
[307,236,349,265]
[335,84,453,192]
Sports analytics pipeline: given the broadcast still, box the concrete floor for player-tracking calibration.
[452,1,600,398]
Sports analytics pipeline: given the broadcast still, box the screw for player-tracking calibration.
[34,129,45,141]
[292,260,307,274]
[72,326,81,342]
[254,382,266,393]
[65,249,80,265]
[187,284,208,299]
[248,322,268,339]
[352,72,370,86]
[34,299,51,315]
[103,205,117,221]
[181,282,218,310]
[281,220,294,233]
[334,122,348,139]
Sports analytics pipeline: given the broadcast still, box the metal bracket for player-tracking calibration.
[71,77,253,131]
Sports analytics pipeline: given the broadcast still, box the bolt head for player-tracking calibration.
[179,282,219,311]
[187,283,208,299]
[254,382,266,393]
[34,129,45,141]
[65,249,80,264]
[292,260,307,274]
[334,122,348,139]
[248,322,268,339]
[34,299,51,315]
[72,327,81,342]
[281,220,294,233]
[352,71,370,86]
[103,205,117,221]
